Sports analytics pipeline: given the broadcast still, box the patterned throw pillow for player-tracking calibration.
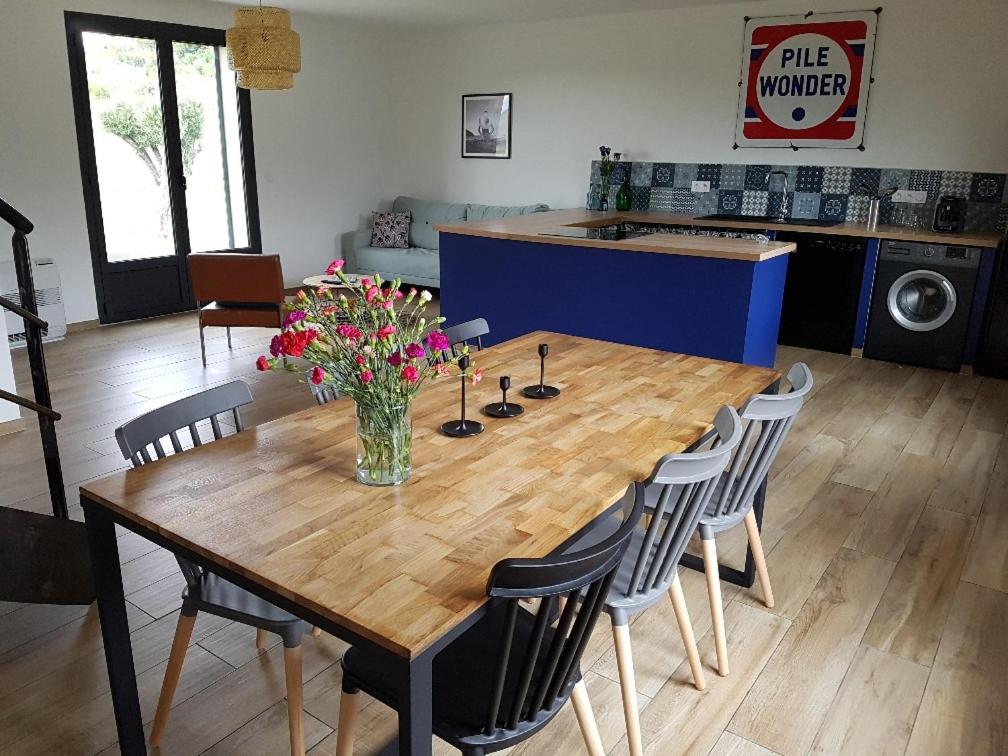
[370,211,411,249]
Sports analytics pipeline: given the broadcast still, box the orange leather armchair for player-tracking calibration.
[187,253,285,366]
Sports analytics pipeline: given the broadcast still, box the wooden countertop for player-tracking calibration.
[436,208,1004,254]
[80,332,779,658]
[436,209,795,261]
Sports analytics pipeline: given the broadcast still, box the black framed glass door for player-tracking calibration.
[65,12,261,323]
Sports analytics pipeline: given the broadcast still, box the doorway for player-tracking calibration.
[65,13,261,323]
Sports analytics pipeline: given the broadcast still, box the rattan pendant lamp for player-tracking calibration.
[226,3,301,90]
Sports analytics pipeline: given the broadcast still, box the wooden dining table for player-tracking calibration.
[80,331,779,755]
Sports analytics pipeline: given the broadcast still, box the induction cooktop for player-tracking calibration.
[539,226,649,241]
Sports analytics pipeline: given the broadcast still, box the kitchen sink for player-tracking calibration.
[696,214,842,227]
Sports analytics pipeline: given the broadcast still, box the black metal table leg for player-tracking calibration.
[678,476,765,589]
[83,499,146,755]
[376,650,435,756]
[399,651,435,756]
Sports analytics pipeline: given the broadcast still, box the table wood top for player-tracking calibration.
[80,332,779,658]
[435,209,1003,252]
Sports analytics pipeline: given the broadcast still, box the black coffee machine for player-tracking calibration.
[933,195,967,232]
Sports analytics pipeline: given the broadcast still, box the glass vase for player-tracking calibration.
[615,179,631,211]
[355,403,412,486]
[599,179,610,211]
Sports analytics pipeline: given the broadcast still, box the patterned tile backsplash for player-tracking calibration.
[588,161,1008,233]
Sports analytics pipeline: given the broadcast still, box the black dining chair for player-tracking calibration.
[332,482,646,756]
[114,380,313,755]
[442,317,490,355]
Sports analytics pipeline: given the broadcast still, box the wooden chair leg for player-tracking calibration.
[612,622,643,756]
[283,645,305,756]
[570,678,605,756]
[668,574,706,691]
[744,510,774,608]
[149,611,197,746]
[334,689,360,756]
[256,628,269,652]
[701,537,730,676]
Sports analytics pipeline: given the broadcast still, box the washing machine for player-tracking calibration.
[863,240,981,371]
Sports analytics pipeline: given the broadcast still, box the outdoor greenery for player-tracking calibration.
[88,38,212,238]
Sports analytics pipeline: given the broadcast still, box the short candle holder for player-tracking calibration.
[522,343,560,399]
[441,354,485,437]
[483,376,524,418]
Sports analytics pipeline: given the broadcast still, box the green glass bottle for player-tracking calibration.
[615,179,631,211]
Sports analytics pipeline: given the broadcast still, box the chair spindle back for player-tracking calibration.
[441,317,489,358]
[480,482,644,736]
[621,405,743,600]
[114,380,254,585]
[706,362,813,520]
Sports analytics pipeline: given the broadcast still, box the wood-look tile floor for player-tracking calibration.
[1,313,1006,755]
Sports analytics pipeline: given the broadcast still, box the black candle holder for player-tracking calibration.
[441,354,485,437]
[483,376,524,418]
[522,343,560,399]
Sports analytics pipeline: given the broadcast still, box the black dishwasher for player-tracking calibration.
[776,233,867,354]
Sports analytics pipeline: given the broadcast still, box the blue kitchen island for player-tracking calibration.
[436,209,795,367]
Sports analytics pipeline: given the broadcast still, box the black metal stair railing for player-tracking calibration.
[0,195,94,605]
[0,195,67,517]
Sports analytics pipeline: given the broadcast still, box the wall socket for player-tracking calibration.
[891,189,928,204]
[691,180,711,193]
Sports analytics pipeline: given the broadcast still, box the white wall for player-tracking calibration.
[1,0,1005,327]
[394,0,1008,209]
[0,316,19,424]
[0,0,404,325]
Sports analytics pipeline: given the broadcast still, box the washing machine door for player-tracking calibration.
[886,270,957,332]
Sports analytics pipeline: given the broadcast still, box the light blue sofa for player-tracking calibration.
[349,195,549,288]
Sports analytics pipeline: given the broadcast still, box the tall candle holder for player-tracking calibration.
[522,343,560,399]
[483,375,524,418]
[441,355,485,437]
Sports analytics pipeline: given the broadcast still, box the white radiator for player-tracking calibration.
[1,257,67,348]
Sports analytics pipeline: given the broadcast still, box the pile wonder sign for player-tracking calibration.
[735,11,879,148]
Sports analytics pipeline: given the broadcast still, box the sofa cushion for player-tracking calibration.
[370,211,411,249]
[393,196,467,251]
[354,246,439,284]
[465,203,550,221]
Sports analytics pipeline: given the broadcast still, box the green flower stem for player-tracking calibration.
[356,404,412,485]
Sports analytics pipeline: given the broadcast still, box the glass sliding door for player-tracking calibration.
[83,33,177,263]
[65,13,261,323]
[173,42,250,253]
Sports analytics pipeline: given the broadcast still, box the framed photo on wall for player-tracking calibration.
[462,93,511,158]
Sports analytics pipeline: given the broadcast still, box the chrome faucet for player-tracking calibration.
[767,170,790,220]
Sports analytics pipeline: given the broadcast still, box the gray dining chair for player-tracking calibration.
[566,405,743,756]
[308,369,340,405]
[114,380,313,756]
[443,317,489,355]
[694,362,813,677]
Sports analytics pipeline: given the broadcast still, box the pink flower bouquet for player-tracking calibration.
[256,260,475,485]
